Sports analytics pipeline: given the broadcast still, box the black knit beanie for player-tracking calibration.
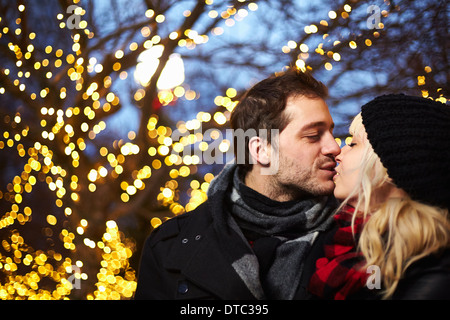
[361,94,450,210]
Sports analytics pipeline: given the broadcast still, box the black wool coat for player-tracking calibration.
[133,202,325,300]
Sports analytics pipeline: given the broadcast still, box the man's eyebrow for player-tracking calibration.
[300,121,335,131]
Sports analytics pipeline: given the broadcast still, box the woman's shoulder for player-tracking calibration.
[406,248,450,276]
[392,248,450,299]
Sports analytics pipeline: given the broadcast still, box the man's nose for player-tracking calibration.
[323,134,341,157]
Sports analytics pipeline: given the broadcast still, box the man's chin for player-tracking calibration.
[311,180,335,197]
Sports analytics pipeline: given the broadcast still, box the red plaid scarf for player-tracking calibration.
[308,205,369,300]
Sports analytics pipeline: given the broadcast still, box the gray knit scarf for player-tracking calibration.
[207,163,337,299]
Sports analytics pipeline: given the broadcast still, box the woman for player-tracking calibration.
[308,94,450,299]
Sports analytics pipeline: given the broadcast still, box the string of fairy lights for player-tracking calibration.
[0,0,251,300]
[0,0,447,300]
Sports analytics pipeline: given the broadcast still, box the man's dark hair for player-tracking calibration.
[230,67,329,175]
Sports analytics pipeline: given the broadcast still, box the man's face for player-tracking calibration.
[270,95,340,198]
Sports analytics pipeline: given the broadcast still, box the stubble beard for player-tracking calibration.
[268,154,334,201]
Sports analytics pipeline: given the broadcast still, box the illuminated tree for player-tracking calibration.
[0,0,447,299]
[0,0,279,300]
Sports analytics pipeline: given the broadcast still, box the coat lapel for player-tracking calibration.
[183,230,257,299]
[164,212,258,300]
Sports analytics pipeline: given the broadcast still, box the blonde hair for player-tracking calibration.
[339,113,450,299]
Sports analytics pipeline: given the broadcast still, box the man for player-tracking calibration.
[134,68,341,299]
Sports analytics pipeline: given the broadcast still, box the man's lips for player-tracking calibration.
[320,163,337,178]
[320,162,337,171]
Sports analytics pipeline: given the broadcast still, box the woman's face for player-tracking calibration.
[333,128,367,205]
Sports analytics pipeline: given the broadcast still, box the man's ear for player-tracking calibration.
[248,136,270,166]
